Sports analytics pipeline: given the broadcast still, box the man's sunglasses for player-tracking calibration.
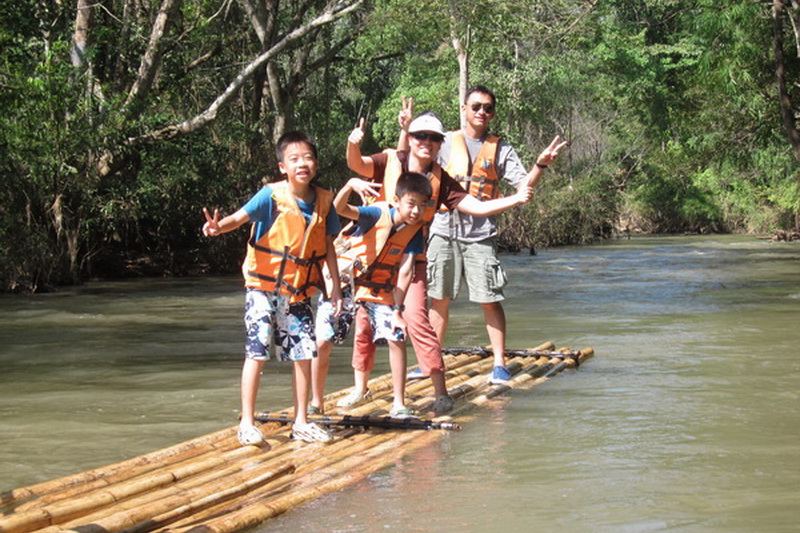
[470,103,495,113]
[410,132,444,143]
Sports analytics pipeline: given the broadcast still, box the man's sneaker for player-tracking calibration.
[237,424,265,446]
[406,368,428,380]
[336,388,372,408]
[291,421,333,443]
[389,406,419,419]
[431,394,454,414]
[489,365,512,385]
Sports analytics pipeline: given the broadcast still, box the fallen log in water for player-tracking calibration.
[1,344,593,533]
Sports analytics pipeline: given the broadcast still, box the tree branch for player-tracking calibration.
[123,0,181,113]
[123,0,364,147]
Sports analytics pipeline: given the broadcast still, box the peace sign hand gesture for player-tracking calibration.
[536,135,569,168]
[202,207,221,237]
[398,96,414,131]
[348,118,366,145]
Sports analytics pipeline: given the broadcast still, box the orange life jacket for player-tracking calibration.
[346,202,420,305]
[242,180,332,302]
[444,131,501,202]
[378,149,441,225]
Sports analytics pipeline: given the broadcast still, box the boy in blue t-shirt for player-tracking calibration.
[332,172,432,417]
[202,131,342,445]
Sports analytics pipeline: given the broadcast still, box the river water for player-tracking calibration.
[1,235,799,532]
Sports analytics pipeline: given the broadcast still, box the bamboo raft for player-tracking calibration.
[1,344,593,533]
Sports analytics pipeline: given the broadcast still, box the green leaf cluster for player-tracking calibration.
[1,0,798,291]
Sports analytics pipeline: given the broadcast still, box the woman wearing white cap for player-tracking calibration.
[342,111,531,413]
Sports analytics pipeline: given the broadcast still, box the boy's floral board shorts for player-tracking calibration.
[360,301,405,343]
[315,285,355,345]
[244,288,316,362]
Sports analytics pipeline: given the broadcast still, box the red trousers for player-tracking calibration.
[351,261,445,374]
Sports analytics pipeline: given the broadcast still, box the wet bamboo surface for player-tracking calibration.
[1,344,593,533]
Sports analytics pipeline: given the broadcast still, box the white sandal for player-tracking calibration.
[237,424,264,446]
[291,421,333,443]
[336,388,372,408]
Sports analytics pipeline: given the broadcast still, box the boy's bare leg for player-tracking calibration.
[481,302,507,367]
[429,370,448,397]
[311,340,332,411]
[429,297,450,344]
[240,358,264,426]
[387,340,408,410]
[353,368,370,395]
[293,359,312,425]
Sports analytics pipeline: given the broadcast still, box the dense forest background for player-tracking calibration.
[1,0,798,292]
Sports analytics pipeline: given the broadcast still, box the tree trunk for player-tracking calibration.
[449,0,469,129]
[238,0,279,147]
[71,0,91,68]
[124,0,182,114]
[773,0,800,161]
[266,60,288,140]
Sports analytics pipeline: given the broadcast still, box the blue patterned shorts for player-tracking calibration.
[315,285,355,344]
[360,301,405,343]
[244,288,316,362]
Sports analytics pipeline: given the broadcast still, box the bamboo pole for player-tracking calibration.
[160,428,399,532]
[163,347,592,533]
[444,348,594,417]
[8,442,257,520]
[137,424,395,531]
[173,350,576,533]
[116,463,295,533]
[5,425,308,533]
[2,343,592,533]
[169,428,443,533]
[52,461,296,533]
[255,413,460,430]
[3,445,271,533]
[4,427,237,510]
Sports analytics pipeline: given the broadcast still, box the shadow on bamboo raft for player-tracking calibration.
[0,344,593,533]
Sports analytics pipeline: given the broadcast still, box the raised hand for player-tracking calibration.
[536,135,569,167]
[202,207,221,236]
[348,117,366,145]
[398,96,414,131]
[348,177,382,204]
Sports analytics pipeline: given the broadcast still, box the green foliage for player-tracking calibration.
[499,171,620,250]
[2,0,799,292]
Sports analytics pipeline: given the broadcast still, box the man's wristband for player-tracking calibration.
[392,304,405,312]
[536,163,548,170]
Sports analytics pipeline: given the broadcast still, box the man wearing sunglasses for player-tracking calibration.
[345,111,532,412]
[417,86,567,385]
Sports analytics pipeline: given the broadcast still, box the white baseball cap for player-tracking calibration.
[408,112,445,136]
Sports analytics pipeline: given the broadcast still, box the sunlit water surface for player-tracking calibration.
[2,235,798,532]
